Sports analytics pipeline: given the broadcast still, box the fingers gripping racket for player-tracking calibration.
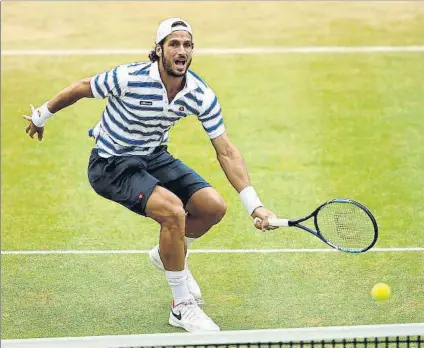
[255,198,378,253]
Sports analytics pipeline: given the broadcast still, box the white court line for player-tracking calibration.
[2,46,424,56]
[1,247,423,255]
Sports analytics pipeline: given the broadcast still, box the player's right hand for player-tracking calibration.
[22,104,45,141]
[252,206,278,231]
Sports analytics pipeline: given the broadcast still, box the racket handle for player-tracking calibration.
[254,217,290,227]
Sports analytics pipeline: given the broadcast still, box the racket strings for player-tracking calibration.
[317,203,376,251]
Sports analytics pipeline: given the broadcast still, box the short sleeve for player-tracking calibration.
[90,65,128,99]
[197,87,225,139]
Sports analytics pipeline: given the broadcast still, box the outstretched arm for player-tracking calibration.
[47,78,94,113]
[22,78,94,141]
[211,132,277,231]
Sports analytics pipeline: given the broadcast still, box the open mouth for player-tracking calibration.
[175,58,186,68]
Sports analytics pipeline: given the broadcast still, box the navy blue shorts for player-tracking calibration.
[87,146,211,216]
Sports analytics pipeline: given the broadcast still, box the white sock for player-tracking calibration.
[165,270,191,304]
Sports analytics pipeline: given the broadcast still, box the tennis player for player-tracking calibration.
[22,18,276,333]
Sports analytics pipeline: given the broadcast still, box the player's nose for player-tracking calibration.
[176,53,187,61]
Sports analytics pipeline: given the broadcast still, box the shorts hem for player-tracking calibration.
[183,183,212,208]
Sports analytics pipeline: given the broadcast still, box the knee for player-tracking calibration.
[157,198,186,226]
[205,197,227,225]
[214,198,227,223]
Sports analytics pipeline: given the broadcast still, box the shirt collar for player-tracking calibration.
[149,61,197,92]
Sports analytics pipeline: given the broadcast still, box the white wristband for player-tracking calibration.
[32,102,54,127]
[239,186,263,216]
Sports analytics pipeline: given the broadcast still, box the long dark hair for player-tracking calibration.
[148,46,160,62]
[148,39,164,62]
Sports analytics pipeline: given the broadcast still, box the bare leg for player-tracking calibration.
[185,187,227,239]
[146,187,220,331]
[146,185,186,271]
[146,186,226,302]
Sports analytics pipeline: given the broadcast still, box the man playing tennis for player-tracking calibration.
[22,18,276,333]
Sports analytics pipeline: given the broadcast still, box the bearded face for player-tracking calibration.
[158,31,193,78]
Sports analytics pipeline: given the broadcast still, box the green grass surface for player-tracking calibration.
[2,53,424,339]
[2,253,424,338]
[2,1,424,341]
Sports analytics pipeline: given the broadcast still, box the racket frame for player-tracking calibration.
[267,198,378,253]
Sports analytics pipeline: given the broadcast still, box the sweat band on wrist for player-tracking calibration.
[32,102,54,127]
[239,186,263,215]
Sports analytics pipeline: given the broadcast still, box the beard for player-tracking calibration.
[161,51,192,78]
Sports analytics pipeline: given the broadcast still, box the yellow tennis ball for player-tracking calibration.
[371,283,391,301]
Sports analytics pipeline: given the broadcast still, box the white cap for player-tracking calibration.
[155,18,192,44]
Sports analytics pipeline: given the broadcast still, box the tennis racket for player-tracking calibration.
[254,198,378,253]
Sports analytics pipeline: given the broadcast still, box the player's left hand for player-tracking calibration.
[22,104,45,141]
[252,207,278,231]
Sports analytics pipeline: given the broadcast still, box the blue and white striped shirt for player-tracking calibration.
[89,61,225,158]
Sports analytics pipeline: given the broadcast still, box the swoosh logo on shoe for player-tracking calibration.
[171,309,182,321]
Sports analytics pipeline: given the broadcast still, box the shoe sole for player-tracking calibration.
[169,316,190,331]
[169,315,220,333]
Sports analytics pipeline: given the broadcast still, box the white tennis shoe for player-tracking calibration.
[169,298,220,332]
[148,245,203,304]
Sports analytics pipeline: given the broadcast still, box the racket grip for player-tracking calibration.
[254,217,290,227]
